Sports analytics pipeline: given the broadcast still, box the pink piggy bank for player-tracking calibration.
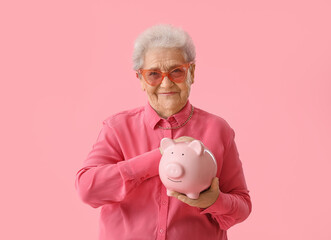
[159,138,217,199]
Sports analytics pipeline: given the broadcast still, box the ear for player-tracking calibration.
[190,63,195,85]
[139,77,146,91]
[160,138,175,151]
[188,140,203,155]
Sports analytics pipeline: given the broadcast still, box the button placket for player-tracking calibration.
[157,182,169,240]
[157,124,171,239]
[163,122,172,139]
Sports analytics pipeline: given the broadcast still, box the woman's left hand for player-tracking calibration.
[168,177,220,209]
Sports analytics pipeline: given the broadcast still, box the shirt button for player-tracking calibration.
[159,228,164,234]
[162,200,167,205]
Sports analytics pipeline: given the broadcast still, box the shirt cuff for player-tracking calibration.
[117,148,162,183]
[200,191,232,215]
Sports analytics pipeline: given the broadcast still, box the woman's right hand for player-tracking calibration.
[159,136,195,155]
[174,136,195,143]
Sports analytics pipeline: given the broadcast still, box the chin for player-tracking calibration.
[163,99,182,107]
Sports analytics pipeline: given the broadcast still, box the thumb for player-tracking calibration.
[210,177,219,190]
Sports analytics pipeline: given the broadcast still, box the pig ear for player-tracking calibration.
[188,140,204,155]
[160,138,175,151]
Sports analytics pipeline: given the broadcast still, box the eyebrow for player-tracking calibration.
[148,64,183,71]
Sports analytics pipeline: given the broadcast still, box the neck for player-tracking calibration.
[157,110,178,119]
[152,102,188,119]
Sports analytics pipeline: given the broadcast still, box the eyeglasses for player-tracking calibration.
[136,63,192,86]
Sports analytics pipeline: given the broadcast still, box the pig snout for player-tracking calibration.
[165,163,184,179]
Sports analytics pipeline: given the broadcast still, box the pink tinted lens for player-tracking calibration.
[145,71,162,85]
[169,66,187,82]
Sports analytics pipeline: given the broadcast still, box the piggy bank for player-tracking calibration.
[159,138,217,199]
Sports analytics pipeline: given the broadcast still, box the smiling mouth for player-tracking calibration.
[167,178,182,183]
[159,92,178,95]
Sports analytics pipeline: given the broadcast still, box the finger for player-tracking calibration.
[168,190,181,198]
[174,137,186,142]
[169,191,198,206]
[174,136,195,143]
[177,195,197,206]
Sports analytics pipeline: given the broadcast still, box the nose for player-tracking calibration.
[160,76,174,88]
[165,163,184,179]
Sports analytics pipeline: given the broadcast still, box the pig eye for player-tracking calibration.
[182,153,184,156]
[171,152,173,154]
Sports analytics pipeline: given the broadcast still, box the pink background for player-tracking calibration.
[1,0,330,239]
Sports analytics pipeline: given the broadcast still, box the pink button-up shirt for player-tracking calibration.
[75,100,251,240]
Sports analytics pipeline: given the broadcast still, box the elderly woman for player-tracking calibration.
[75,24,252,240]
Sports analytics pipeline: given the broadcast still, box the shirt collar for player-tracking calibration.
[144,100,192,129]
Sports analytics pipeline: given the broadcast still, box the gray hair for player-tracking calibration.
[132,24,196,70]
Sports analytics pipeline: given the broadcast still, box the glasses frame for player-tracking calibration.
[136,62,193,86]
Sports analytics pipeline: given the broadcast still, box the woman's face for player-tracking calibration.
[139,48,195,118]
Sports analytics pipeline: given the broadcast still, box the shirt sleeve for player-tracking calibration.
[75,122,162,208]
[200,128,252,230]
